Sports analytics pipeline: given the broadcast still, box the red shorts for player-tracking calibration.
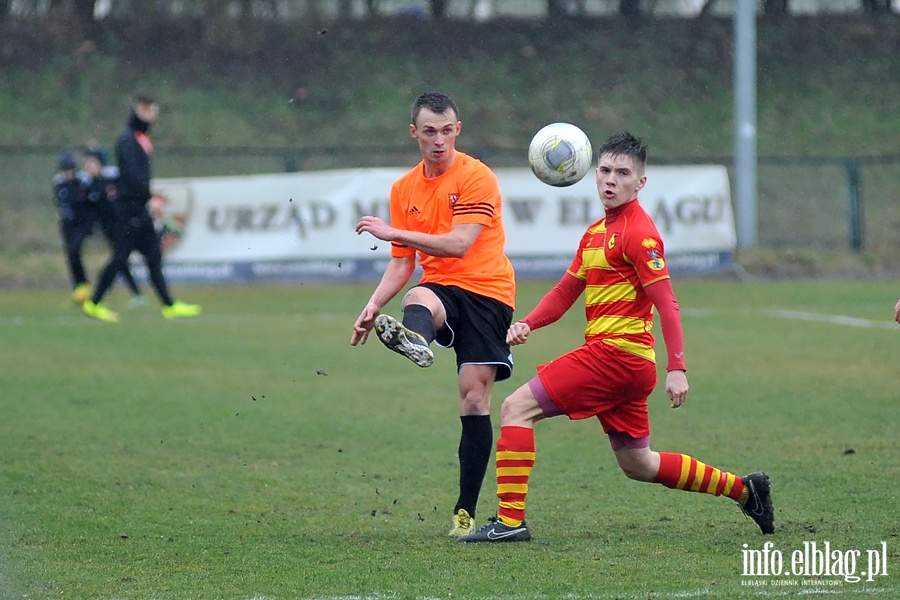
[535,339,657,439]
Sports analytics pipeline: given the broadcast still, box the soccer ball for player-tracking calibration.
[528,122,593,187]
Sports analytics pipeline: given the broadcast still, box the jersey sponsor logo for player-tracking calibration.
[642,237,659,249]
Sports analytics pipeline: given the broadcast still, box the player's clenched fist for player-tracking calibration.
[507,321,531,346]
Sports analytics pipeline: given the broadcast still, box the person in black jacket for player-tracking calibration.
[80,146,146,308]
[83,93,201,322]
[54,150,93,304]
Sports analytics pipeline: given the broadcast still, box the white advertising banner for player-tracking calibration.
[141,166,736,282]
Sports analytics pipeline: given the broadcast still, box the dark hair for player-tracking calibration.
[57,151,77,171]
[83,146,108,165]
[132,91,156,106]
[598,132,647,169]
[411,92,459,125]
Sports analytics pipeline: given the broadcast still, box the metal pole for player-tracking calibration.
[734,0,757,248]
[846,160,864,251]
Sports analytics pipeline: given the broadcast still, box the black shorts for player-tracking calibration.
[416,283,514,382]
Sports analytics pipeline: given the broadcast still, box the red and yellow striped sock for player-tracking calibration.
[496,425,535,527]
[654,452,749,504]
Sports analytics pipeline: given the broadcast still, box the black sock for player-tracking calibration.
[401,304,436,344]
[455,414,493,518]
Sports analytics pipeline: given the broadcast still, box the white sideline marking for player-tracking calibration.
[768,309,896,330]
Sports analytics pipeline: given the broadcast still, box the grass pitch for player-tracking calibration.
[1,278,898,600]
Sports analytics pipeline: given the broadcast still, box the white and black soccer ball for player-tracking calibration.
[527,122,593,187]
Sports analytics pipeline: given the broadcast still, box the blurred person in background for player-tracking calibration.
[350,91,516,539]
[80,146,146,309]
[83,92,200,322]
[53,150,93,305]
[894,297,900,323]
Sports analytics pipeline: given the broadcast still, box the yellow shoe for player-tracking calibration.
[162,301,202,319]
[448,508,476,538]
[72,283,92,305]
[83,299,119,323]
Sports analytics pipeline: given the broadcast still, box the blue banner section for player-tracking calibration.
[130,251,734,284]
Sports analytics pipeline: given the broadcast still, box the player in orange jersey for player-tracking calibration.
[459,132,774,543]
[350,92,516,538]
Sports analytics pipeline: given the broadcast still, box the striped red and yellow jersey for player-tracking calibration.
[567,199,670,363]
[389,151,516,310]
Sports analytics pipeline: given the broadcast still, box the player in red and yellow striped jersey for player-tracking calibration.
[351,92,516,538]
[459,132,774,543]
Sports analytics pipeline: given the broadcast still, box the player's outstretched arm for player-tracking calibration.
[513,271,584,342]
[645,278,689,408]
[356,215,483,259]
[350,256,415,346]
[394,222,484,258]
[895,297,900,324]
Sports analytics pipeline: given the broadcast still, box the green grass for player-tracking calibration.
[1,279,899,599]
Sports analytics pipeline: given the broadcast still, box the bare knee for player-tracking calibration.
[402,288,445,328]
[460,388,489,415]
[457,364,498,416]
[615,448,659,482]
[620,462,653,482]
[500,387,544,427]
[499,395,519,422]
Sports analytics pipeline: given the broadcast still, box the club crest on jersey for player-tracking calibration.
[448,193,459,207]
[647,257,666,271]
[607,232,618,250]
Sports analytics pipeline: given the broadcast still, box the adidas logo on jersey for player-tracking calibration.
[408,205,421,216]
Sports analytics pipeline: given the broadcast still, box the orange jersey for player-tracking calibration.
[567,199,671,362]
[389,152,516,309]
